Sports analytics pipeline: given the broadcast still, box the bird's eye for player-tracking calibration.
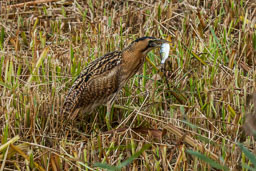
[148,40,154,47]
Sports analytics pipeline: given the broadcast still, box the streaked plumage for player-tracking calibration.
[62,37,169,126]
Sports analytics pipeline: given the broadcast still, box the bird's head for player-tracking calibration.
[129,37,170,55]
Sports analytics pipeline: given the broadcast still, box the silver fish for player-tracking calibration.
[160,43,170,64]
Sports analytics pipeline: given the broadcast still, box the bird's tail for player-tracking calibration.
[62,99,76,119]
[60,99,75,133]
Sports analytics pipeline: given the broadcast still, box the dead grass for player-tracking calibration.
[0,0,256,170]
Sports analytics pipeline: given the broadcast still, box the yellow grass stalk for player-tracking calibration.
[0,135,19,152]
[26,47,49,85]
[10,144,45,171]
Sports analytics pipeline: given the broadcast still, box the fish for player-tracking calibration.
[160,43,170,64]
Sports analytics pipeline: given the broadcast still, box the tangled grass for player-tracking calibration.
[0,0,256,170]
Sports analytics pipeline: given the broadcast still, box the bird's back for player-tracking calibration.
[62,51,122,118]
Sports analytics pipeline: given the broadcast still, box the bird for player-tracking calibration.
[62,37,169,129]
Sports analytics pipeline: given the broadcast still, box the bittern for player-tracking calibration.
[62,37,169,129]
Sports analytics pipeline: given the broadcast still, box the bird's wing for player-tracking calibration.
[62,51,122,117]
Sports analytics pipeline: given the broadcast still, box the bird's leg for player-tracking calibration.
[105,102,112,130]
[105,93,118,130]
[105,94,117,130]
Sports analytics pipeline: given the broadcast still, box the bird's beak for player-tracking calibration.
[150,39,170,48]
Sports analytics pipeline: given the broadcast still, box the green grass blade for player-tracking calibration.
[186,149,229,171]
[70,45,75,75]
[21,31,28,46]
[94,144,151,170]
[93,163,119,171]
[32,18,39,31]
[238,143,256,168]
[0,55,4,81]
[0,27,4,50]
[210,27,224,54]
[0,81,12,90]
[190,50,207,65]
[253,32,256,50]
[117,144,151,169]
[241,163,256,171]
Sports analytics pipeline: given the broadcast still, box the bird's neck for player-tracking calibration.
[121,48,146,81]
